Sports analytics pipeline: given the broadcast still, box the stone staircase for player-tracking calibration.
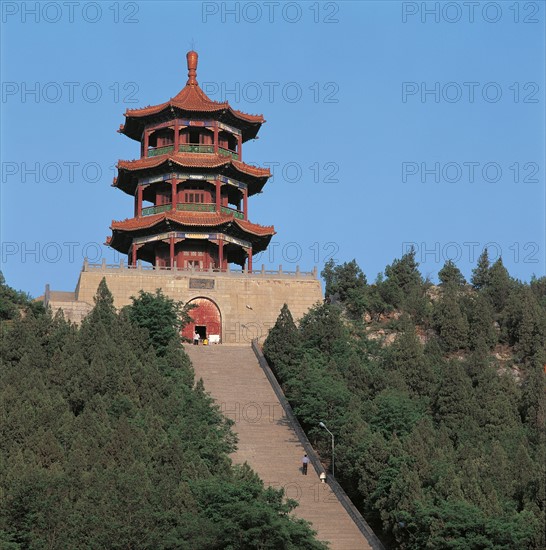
[185,344,375,550]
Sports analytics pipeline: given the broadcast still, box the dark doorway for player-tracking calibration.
[195,325,207,340]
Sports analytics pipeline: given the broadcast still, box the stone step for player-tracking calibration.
[186,344,373,550]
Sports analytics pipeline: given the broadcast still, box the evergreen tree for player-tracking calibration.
[263,304,302,379]
[321,259,368,317]
[433,285,469,352]
[438,259,466,287]
[299,302,348,356]
[471,248,490,289]
[0,280,326,549]
[386,316,436,396]
[381,248,423,308]
[124,289,191,355]
[466,293,497,350]
[485,257,514,313]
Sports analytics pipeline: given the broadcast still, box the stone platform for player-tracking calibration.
[45,260,323,343]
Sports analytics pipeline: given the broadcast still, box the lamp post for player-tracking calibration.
[319,421,335,477]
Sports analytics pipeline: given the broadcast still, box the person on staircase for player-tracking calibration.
[302,454,309,475]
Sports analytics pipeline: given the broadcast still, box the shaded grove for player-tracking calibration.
[264,250,546,549]
[0,277,326,549]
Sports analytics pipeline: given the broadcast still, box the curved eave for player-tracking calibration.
[120,106,264,143]
[114,154,270,196]
[107,212,275,254]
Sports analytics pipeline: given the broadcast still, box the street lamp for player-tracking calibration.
[319,421,335,477]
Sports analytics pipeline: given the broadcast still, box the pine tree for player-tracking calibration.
[321,259,368,317]
[387,316,436,396]
[438,259,466,287]
[433,285,469,352]
[381,248,423,308]
[485,257,513,313]
[471,248,490,289]
[263,304,302,379]
[124,289,188,356]
[466,293,497,350]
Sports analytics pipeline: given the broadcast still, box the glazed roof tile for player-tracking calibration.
[124,51,264,124]
[117,153,270,178]
[111,211,275,237]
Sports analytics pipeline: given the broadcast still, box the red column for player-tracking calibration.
[169,234,175,268]
[248,248,253,272]
[237,134,242,160]
[218,238,224,270]
[174,120,179,153]
[143,130,149,157]
[214,123,219,154]
[132,244,138,266]
[137,185,143,217]
[243,188,248,220]
[171,178,177,211]
[216,180,221,213]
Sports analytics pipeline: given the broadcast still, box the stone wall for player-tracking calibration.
[47,262,323,343]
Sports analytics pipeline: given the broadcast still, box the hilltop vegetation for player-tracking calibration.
[0,277,326,549]
[264,251,546,549]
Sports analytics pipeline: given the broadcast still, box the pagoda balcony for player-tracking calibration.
[146,143,239,160]
[177,202,216,213]
[141,204,173,216]
[148,145,174,157]
[141,202,244,220]
[220,205,244,220]
[218,147,239,160]
[178,144,214,154]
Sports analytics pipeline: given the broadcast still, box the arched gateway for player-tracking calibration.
[182,297,222,342]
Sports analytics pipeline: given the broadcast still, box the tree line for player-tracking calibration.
[0,276,327,549]
[263,250,546,549]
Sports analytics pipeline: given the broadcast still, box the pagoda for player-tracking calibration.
[45,51,322,340]
[107,51,275,271]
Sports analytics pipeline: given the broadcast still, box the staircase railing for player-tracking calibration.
[251,339,386,550]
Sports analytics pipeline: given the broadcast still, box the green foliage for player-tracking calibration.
[400,500,538,549]
[299,302,348,356]
[433,285,469,352]
[124,288,193,356]
[485,258,514,313]
[465,293,497,350]
[190,464,327,549]
[264,254,545,548]
[0,271,43,321]
[262,303,302,380]
[369,389,426,438]
[322,258,368,317]
[381,248,423,309]
[471,248,491,289]
[0,281,324,548]
[439,259,466,287]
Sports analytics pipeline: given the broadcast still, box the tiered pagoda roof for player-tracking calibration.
[107,51,273,270]
[120,51,264,142]
[114,154,270,196]
[108,211,274,254]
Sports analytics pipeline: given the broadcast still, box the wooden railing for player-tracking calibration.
[178,144,214,154]
[177,203,216,213]
[141,203,172,216]
[220,205,244,219]
[145,144,238,160]
[147,145,174,157]
[218,147,239,160]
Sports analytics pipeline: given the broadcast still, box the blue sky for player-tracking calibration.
[1,0,545,297]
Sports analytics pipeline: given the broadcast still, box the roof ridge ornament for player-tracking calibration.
[186,50,198,86]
